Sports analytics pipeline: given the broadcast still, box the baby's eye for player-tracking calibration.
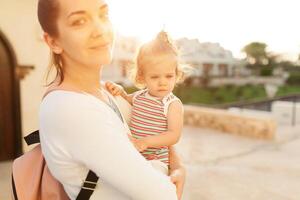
[150,76,159,79]
[166,75,174,78]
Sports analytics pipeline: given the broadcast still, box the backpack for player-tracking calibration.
[11,130,99,200]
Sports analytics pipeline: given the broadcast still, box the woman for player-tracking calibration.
[38,0,185,199]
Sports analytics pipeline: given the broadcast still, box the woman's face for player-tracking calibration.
[54,0,114,68]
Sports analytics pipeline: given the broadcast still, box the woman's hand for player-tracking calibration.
[105,81,125,96]
[168,146,186,200]
[169,166,186,200]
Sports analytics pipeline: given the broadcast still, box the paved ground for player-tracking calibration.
[0,160,12,200]
[1,125,300,200]
[178,125,300,200]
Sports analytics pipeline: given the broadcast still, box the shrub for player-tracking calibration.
[286,72,300,85]
[260,67,273,76]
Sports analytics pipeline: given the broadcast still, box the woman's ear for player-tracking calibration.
[43,33,63,54]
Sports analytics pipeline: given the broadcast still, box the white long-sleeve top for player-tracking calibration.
[39,90,177,200]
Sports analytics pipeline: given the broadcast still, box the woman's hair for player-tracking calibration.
[130,31,186,89]
[37,0,64,85]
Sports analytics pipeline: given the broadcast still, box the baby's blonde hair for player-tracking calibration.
[130,31,186,89]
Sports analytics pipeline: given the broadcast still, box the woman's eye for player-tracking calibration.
[72,18,87,26]
[166,75,174,78]
[151,76,158,79]
[100,11,109,20]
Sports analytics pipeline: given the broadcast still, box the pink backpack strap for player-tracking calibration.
[12,130,69,200]
[12,126,99,200]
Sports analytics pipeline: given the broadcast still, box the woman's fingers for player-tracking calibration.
[171,175,183,200]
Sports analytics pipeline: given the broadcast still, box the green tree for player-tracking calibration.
[242,42,268,65]
[242,42,270,75]
[267,53,280,67]
[297,53,300,66]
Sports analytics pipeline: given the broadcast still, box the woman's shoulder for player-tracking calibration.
[40,90,107,119]
[41,90,88,108]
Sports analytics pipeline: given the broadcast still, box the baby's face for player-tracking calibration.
[142,59,177,99]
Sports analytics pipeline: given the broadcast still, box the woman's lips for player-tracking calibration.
[89,43,110,50]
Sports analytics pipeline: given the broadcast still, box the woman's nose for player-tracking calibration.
[91,18,105,38]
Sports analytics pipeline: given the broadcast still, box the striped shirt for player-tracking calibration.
[130,90,180,166]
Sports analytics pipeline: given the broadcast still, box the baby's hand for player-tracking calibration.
[128,135,148,152]
[105,81,124,96]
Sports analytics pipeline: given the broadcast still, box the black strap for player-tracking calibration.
[12,174,18,200]
[24,130,99,200]
[76,170,99,200]
[24,130,40,145]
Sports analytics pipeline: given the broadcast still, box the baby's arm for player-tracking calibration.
[134,100,183,151]
[105,81,134,105]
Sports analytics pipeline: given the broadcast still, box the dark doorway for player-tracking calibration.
[0,30,22,161]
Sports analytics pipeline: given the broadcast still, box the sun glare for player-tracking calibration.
[109,0,300,60]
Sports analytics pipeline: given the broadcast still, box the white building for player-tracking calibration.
[106,37,248,85]
[176,38,241,77]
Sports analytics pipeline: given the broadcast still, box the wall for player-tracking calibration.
[0,0,49,150]
[184,105,276,140]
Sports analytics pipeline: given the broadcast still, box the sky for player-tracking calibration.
[109,0,300,61]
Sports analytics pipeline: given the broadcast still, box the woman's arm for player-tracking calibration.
[169,146,186,200]
[46,97,177,200]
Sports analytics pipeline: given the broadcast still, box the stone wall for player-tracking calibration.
[184,105,276,140]
[209,76,287,87]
